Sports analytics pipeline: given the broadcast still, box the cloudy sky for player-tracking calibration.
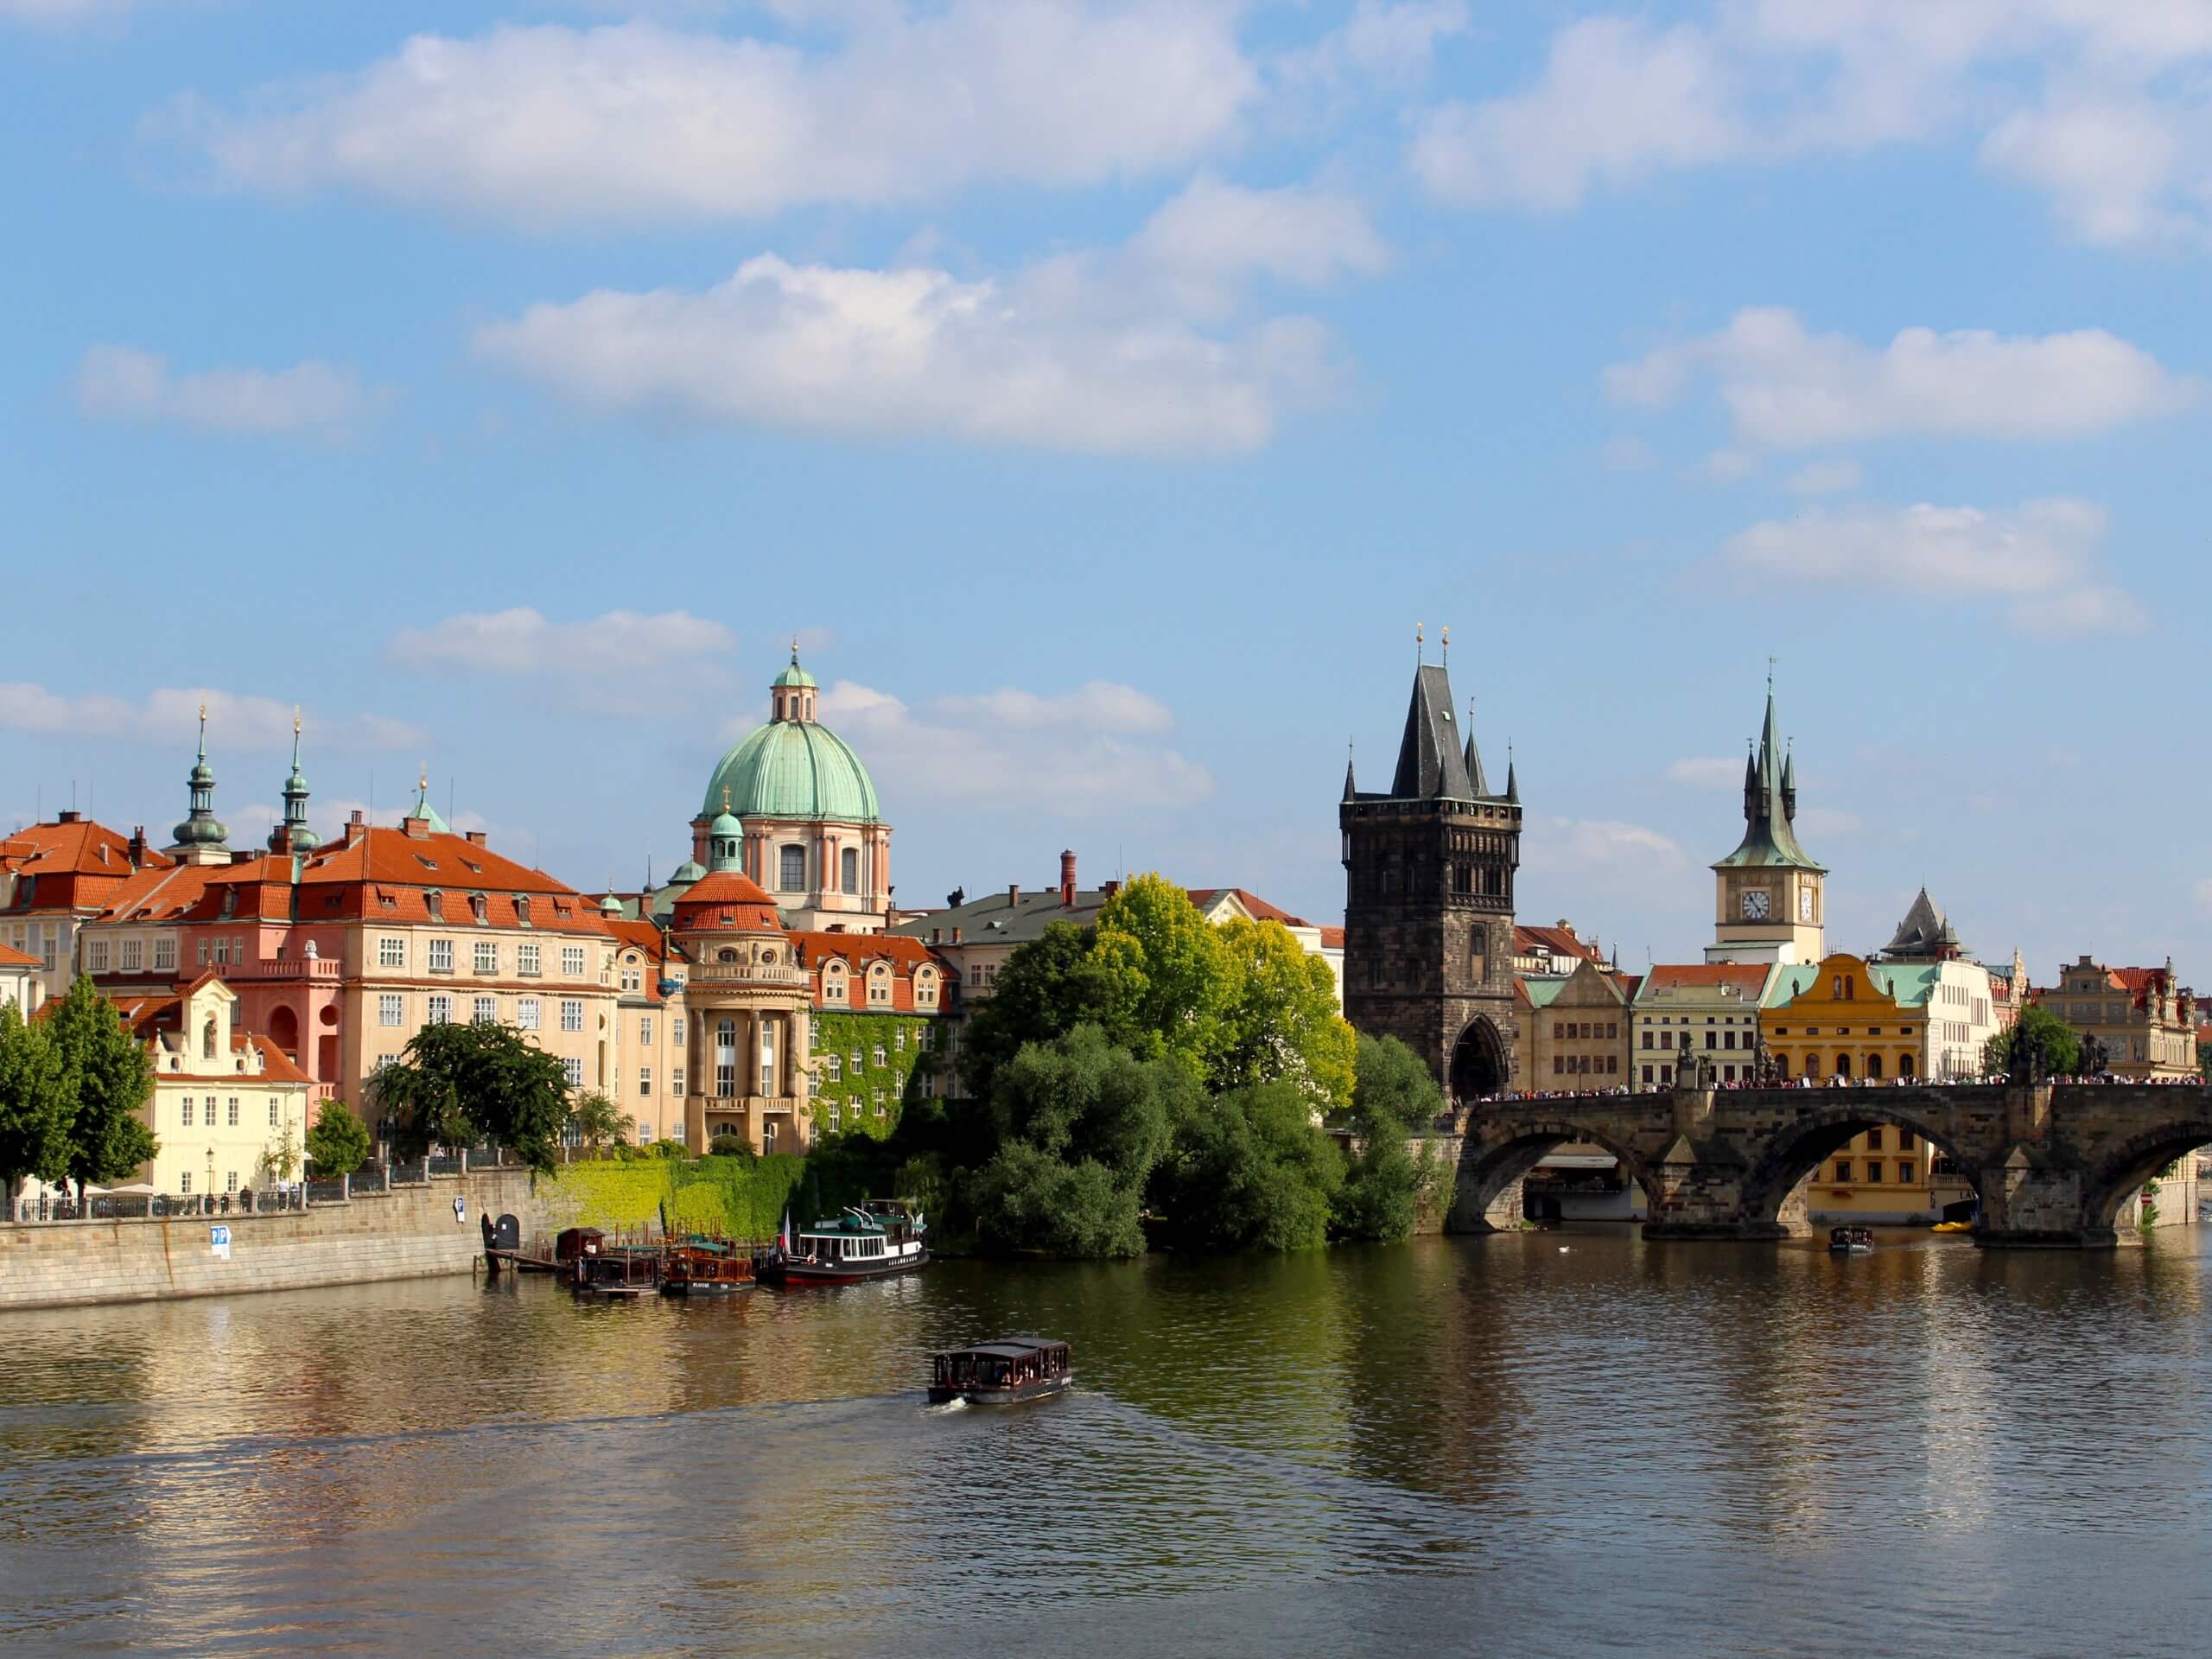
[4,1,2207,980]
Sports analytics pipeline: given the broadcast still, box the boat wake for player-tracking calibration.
[923,1399,969,1416]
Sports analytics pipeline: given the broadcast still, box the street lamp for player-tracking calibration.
[206,1147,215,1215]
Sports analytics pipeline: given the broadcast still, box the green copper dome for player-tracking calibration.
[702,719,880,823]
[772,658,817,690]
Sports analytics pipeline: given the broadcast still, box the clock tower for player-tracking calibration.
[1705,674,1826,965]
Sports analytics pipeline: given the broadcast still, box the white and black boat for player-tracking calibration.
[928,1338,1072,1405]
[755,1203,928,1287]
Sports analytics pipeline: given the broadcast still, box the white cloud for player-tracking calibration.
[1524,816,1688,871]
[74,344,387,442]
[180,10,1260,230]
[817,679,1211,810]
[1410,17,1742,210]
[1605,308,2195,448]
[1408,3,2212,244]
[1125,174,1390,320]
[1784,457,1864,495]
[1723,497,2148,632]
[1274,0,1468,117]
[1667,756,1745,787]
[388,608,734,675]
[473,248,1341,456]
[933,683,1173,734]
[0,684,424,751]
[1693,446,1758,483]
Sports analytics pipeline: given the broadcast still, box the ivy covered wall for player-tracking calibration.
[808,1010,938,1141]
[540,1154,810,1239]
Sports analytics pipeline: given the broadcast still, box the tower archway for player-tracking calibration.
[1449,1016,1507,1103]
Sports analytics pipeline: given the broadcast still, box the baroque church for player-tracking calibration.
[636,646,893,932]
[1340,647,1522,1103]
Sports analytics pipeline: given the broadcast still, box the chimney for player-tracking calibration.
[403,815,430,840]
[1102,879,1120,899]
[466,830,488,847]
[128,826,148,868]
[57,810,80,824]
[344,810,366,848]
[1059,850,1077,907]
[1008,883,1020,908]
[270,824,291,857]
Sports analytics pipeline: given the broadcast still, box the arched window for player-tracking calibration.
[841,848,859,894]
[715,1019,737,1097]
[1802,1054,1819,1077]
[1845,976,1856,1000]
[779,844,806,892]
[1897,1054,1916,1078]
[1866,1054,1884,1078]
[717,948,738,963]
[1834,1053,1852,1077]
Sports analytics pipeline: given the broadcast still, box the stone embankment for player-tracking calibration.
[0,1167,554,1312]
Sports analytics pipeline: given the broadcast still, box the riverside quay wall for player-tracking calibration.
[0,1168,556,1312]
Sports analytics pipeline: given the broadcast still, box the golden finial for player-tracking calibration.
[721,785,732,813]
[1440,625,1450,664]
[293,706,302,736]
[418,763,429,791]
[790,634,801,661]
[1414,622,1424,665]
[198,701,207,721]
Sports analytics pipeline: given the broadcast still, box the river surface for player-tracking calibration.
[3,1226,2211,1657]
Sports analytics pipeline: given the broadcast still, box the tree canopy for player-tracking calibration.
[0,1001,70,1205]
[965,1024,1185,1257]
[957,920,1118,1100]
[1329,1034,1446,1243]
[569,1090,636,1151]
[305,1099,372,1177]
[1151,1080,1342,1254]
[369,1021,572,1173]
[1985,1003,2082,1079]
[46,976,156,1200]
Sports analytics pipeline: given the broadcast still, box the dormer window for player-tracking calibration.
[426,890,443,921]
[471,894,488,924]
[516,896,531,925]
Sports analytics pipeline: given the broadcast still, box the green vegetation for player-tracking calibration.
[0,999,70,1208]
[305,1099,372,1178]
[569,1090,635,1151]
[369,1021,570,1173]
[45,976,156,1203]
[808,1010,931,1141]
[1984,1003,2082,1079]
[894,877,1434,1259]
[542,1153,808,1239]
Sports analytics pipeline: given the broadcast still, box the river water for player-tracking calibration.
[3,1226,2210,1657]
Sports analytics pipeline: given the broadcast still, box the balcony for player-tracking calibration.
[228,957,344,982]
[687,960,810,988]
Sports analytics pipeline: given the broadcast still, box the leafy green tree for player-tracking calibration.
[956,921,1118,1099]
[569,1090,635,1150]
[369,1021,571,1173]
[46,976,156,1202]
[0,1001,70,1211]
[1985,1003,2082,1079]
[1153,1081,1341,1253]
[966,1025,1184,1257]
[1331,1034,1446,1243]
[257,1121,302,1191]
[1090,874,1236,1079]
[304,1099,372,1177]
[1213,917,1356,1112]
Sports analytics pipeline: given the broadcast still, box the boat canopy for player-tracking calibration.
[933,1338,1068,1363]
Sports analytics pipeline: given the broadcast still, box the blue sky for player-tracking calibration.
[4,1,2209,982]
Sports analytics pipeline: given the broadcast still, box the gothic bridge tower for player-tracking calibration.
[1341,647,1521,1103]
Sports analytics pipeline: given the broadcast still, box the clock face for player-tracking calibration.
[1741,888,1770,920]
[1799,887,1815,921]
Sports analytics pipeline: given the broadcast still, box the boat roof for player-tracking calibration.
[936,1337,1068,1360]
[799,1217,886,1236]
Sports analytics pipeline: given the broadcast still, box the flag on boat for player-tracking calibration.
[779,1207,791,1251]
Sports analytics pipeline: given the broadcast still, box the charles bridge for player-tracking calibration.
[1443,1080,2212,1248]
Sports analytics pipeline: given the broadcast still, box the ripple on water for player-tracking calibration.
[1,1229,2210,1656]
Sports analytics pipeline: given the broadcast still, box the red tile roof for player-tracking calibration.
[671,871,783,932]
[0,943,38,969]
[1318,925,1344,950]
[1,817,167,915]
[1514,924,1605,963]
[1640,963,1771,997]
[1185,887,1319,929]
[787,931,942,969]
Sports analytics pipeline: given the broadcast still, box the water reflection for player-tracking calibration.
[2,1230,2210,1656]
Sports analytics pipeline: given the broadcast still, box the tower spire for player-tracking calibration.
[169,701,231,861]
[270,706,321,853]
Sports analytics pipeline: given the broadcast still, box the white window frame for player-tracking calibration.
[378,936,405,969]
[429,938,454,973]
[518,943,542,978]
[560,1000,584,1033]
[473,941,499,975]
[562,945,586,976]
[518,997,541,1031]
[427,994,452,1026]
[378,993,404,1027]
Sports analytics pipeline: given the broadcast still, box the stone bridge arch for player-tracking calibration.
[1448,1015,1509,1103]
[2082,1115,2212,1231]
[1449,1111,1660,1233]
[1737,1098,1986,1230]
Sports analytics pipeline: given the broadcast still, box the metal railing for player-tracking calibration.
[15,1187,308,1224]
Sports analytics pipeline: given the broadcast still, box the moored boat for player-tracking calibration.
[1827,1225,1875,1254]
[928,1338,1072,1406]
[1931,1218,1974,1235]
[756,1204,927,1287]
[662,1236,757,1296]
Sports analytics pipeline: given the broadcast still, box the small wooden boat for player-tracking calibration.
[569,1233,662,1297]
[662,1236,757,1296]
[1828,1225,1875,1254]
[756,1204,927,1287]
[928,1338,1072,1406]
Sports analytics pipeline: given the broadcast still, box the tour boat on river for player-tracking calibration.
[755,1204,927,1287]
[661,1236,757,1296]
[1828,1225,1875,1254]
[928,1338,1073,1406]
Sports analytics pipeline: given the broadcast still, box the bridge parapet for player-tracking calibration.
[1448,1080,2212,1249]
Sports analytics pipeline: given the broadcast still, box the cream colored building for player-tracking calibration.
[1707,682,1827,967]
[118,974,312,1200]
[2037,955,2200,1078]
[1631,964,1776,1090]
[1516,959,1637,1089]
[0,942,41,1015]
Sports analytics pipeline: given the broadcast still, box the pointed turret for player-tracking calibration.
[1342,745,1357,804]
[270,709,321,854]
[168,703,232,862]
[1713,673,1821,874]
[1504,752,1519,804]
[1462,700,1491,797]
[1880,887,1963,960]
[1389,664,1476,799]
